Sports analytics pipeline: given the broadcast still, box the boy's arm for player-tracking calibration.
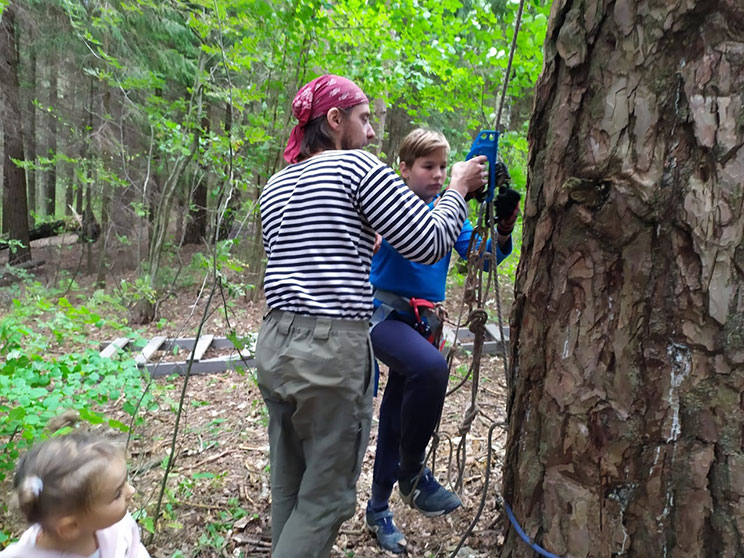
[454,220,512,271]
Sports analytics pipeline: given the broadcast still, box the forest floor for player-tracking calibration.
[1,240,515,558]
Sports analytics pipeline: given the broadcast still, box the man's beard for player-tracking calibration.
[340,129,365,150]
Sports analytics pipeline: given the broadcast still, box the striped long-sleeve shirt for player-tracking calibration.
[259,149,468,320]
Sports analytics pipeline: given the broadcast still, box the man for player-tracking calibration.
[256,74,488,558]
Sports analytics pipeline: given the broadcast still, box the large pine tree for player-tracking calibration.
[502,1,744,556]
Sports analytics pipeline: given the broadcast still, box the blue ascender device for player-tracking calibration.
[465,130,500,203]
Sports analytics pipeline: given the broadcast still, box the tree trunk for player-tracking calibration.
[501,2,744,557]
[78,79,94,218]
[24,41,36,226]
[183,111,209,245]
[63,63,75,216]
[96,179,108,287]
[45,60,57,217]
[369,96,387,158]
[95,87,115,286]
[0,4,31,265]
[380,105,410,167]
[85,174,94,275]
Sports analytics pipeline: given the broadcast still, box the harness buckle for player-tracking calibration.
[409,298,437,343]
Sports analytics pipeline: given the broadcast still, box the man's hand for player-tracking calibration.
[464,161,511,202]
[448,155,488,199]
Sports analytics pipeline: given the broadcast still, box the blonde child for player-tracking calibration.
[0,419,150,558]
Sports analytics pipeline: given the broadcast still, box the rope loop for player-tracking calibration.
[458,403,479,436]
[467,309,488,335]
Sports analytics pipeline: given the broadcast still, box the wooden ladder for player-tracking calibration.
[99,335,255,377]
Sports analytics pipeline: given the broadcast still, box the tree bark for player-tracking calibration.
[502,2,744,558]
[45,59,57,217]
[183,111,209,245]
[0,4,31,264]
[24,39,36,225]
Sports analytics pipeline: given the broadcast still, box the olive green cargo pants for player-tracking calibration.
[255,309,374,558]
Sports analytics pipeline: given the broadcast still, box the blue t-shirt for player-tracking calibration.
[370,200,512,302]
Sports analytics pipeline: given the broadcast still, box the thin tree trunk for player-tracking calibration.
[24,42,36,226]
[86,175,94,275]
[63,110,74,216]
[369,97,387,158]
[45,60,57,217]
[502,2,744,558]
[64,64,76,216]
[96,181,108,287]
[0,4,30,265]
[95,87,114,286]
[78,79,94,217]
[0,128,4,234]
[183,111,209,244]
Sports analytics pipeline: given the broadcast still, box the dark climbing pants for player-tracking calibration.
[370,317,449,502]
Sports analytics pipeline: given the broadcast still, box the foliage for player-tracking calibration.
[5,0,548,320]
[0,290,152,482]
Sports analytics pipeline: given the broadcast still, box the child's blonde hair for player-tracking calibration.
[398,128,450,168]
[10,413,124,526]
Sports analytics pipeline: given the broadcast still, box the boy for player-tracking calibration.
[366,128,519,553]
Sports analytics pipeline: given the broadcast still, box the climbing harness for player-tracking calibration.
[369,289,447,395]
[371,289,446,348]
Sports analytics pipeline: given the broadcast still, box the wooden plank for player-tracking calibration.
[99,337,130,359]
[484,323,510,342]
[441,324,510,357]
[135,336,167,366]
[158,336,252,352]
[146,354,255,378]
[191,334,214,361]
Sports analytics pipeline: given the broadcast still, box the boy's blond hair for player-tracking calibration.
[398,128,450,168]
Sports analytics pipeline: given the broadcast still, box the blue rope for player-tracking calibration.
[503,500,563,558]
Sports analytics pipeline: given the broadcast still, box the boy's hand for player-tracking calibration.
[373,233,382,254]
[448,156,488,199]
[495,186,521,236]
[493,161,510,188]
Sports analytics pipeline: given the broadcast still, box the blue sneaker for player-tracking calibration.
[365,503,407,554]
[399,467,462,517]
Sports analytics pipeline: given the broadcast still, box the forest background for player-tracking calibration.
[0,0,551,555]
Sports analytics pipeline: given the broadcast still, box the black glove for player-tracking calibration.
[493,161,510,188]
[465,161,511,202]
[494,184,521,236]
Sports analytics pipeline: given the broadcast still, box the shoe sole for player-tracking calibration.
[365,522,407,554]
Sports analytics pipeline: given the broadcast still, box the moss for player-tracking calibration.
[723,311,744,350]
[562,177,611,209]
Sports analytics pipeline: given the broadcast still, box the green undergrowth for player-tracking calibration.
[0,282,153,482]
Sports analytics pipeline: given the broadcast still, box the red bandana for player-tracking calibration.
[283,75,369,164]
